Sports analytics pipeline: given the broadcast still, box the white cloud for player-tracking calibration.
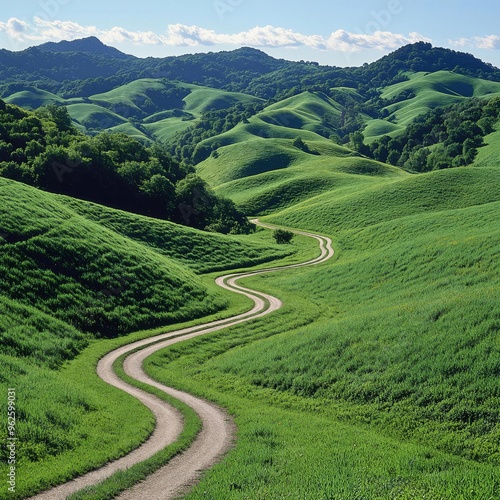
[449,35,500,50]
[325,30,430,52]
[0,17,41,41]
[34,17,99,41]
[475,35,500,50]
[101,27,162,46]
[0,17,431,54]
[158,24,430,52]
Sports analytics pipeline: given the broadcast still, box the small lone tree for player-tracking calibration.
[273,229,294,244]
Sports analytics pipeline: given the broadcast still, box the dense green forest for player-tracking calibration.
[0,100,252,233]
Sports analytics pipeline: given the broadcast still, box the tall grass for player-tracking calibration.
[143,165,500,497]
[0,176,296,498]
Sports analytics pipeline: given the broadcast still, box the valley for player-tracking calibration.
[0,38,499,499]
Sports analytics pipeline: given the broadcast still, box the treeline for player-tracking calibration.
[360,97,500,171]
[241,42,500,101]
[0,100,252,233]
[166,100,266,164]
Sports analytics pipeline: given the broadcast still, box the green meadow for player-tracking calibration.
[4,79,263,141]
[0,177,298,498]
[364,71,500,141]
[143,157,500,497]
[2,43,500,499]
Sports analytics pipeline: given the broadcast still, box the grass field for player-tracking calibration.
[4,88,66,108]
[5,70,500,147]
[197,126,407,216]
[0,177,298,498]
[143,159,500,497]
[3,69,500,498]
[474,122,500,168]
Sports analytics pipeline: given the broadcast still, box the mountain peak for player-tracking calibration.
[36,37,133,60]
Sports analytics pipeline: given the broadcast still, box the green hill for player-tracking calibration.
[0,176,293,497]
[145,159,500,498]
[364,71,500,141]
[193,89,408,214]
[258,91,342,136]
[66,102,129,130]
[4,88,66,108]
[474,122,500,167]
[2,79,264,142]
[202,143,406,215]
[0,177,291,341]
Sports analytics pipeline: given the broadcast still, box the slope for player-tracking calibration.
[194,91,408,214]
[4,88,66,108]
[144,162,500,498]
[2,78,264,141]
[364,71,500,141]
[474,121,500,167]
[0,176,296,498]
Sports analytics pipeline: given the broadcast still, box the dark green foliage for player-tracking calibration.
[167,100,265,164]
[0,99,251,233]
[273,229,294,244]
[367,97,500,171]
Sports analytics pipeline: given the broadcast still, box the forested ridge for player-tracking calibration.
[2,39,499,100]
[360,97,500,171]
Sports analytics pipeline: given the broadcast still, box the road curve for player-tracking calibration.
[31,221,334,500]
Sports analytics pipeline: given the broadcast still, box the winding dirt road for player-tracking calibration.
[31,221,334,500]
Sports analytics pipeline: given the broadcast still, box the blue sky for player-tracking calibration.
[1,0,500,67]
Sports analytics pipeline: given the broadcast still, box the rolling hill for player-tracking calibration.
[2,38,500,498]
[364,71,500,141]
[0,176,296,497]
[4,79,264,141]
[144,149,500,499]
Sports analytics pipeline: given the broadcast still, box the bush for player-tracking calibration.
[273,229,294,244]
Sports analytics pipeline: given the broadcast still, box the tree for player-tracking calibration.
[140,174,176,217]
[273,229,294,244]
[39,104,74,132]
[349,131,368,155]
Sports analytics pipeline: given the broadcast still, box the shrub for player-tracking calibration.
[273,229,294,244]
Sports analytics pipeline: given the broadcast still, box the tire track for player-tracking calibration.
[31,221,334,500]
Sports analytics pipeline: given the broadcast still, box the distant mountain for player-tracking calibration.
[0,38,499,101]
[36,36,134,60]
[363,41,499,81]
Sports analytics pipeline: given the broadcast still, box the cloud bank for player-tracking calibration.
[0,17,431,53]
[450,35,500,50]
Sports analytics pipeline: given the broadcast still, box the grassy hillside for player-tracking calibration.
[195,114,407,215]
[4,88,65,108]
[474,122,500,167]
[365,71,500,141]
[66,102,129,130]
[3,79,264,142]
[143,161,500,497]
[0,177,223,340]
[0,176,293,339]
[258,91,342,136]
[268,166,500,232]
[85,80,262,140]
[0,177,294,498]
[215,153,406,215]
[6,71,500,152]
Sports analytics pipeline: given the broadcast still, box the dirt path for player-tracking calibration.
[31,221,334,500]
